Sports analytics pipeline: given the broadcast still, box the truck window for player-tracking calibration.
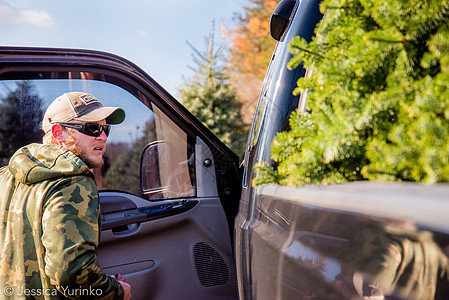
[0,78,195,200]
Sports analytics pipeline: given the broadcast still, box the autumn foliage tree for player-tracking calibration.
[228,0,280,122]
[229,0,279,78]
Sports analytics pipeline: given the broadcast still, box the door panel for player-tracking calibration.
[99,192,236,300]
[0,47,240,299]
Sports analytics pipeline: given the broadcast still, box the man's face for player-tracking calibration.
[64,119,108,169]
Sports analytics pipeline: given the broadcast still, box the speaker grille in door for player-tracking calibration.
[193,242,230,287]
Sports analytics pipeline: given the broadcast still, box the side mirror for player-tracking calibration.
[140,140,170,200]
[140,140,195,200]
[270,0,296,41]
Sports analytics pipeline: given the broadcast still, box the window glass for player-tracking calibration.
[0,79,195,200]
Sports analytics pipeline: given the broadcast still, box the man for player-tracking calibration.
[0,92,131,299]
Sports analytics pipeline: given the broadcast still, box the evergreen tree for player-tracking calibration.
[179,26,247,157]
[0,81,44,166]
[102,121,156,196]
[255,0,449,186]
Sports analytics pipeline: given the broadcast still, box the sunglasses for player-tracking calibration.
[53,122,111,137]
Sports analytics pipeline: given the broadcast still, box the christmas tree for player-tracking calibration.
[255,0,449,186]
[179,26,247,157]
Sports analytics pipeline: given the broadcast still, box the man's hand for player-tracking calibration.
[119,281,131,300]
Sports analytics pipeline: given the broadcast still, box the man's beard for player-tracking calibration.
[65,134,104,169]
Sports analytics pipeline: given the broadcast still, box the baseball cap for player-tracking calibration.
[42,92,126,133]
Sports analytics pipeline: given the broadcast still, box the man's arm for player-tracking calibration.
[42,176,124,299]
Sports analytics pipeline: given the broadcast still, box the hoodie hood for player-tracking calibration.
[8,143,94,184]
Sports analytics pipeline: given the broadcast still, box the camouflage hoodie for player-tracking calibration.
[0,144,124,299]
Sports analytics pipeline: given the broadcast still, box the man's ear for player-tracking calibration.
[51,124,68,144]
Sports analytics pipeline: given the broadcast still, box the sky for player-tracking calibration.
[0,0,247,97]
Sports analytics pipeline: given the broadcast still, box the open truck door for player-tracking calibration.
[0,47,240,300]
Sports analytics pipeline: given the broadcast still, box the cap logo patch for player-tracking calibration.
[79,94,98,104]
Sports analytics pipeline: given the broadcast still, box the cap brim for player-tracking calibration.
[74,107,125,124]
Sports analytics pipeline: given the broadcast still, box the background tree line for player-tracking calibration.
[0,81,44,166]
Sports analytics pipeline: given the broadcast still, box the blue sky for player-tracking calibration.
[0,0,246,97]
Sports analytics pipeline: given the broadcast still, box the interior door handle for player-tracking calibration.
[101,199,198,231]
[102,213,147,231]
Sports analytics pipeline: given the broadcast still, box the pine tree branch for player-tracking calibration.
[365,37,407,43]
[291,45,326,58]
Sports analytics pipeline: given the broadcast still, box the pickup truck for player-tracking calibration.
[0,0,447,299]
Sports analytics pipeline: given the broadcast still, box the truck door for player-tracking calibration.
[0,47,240,300]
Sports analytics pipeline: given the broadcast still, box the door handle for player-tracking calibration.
[101,200,199,231]
[102,212,147,231]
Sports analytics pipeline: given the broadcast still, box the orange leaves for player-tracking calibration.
[226,0,280,118]
[248,17,266,37]
[233,33,251,53]
[266,0,278,12]
[229,0,280,78]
